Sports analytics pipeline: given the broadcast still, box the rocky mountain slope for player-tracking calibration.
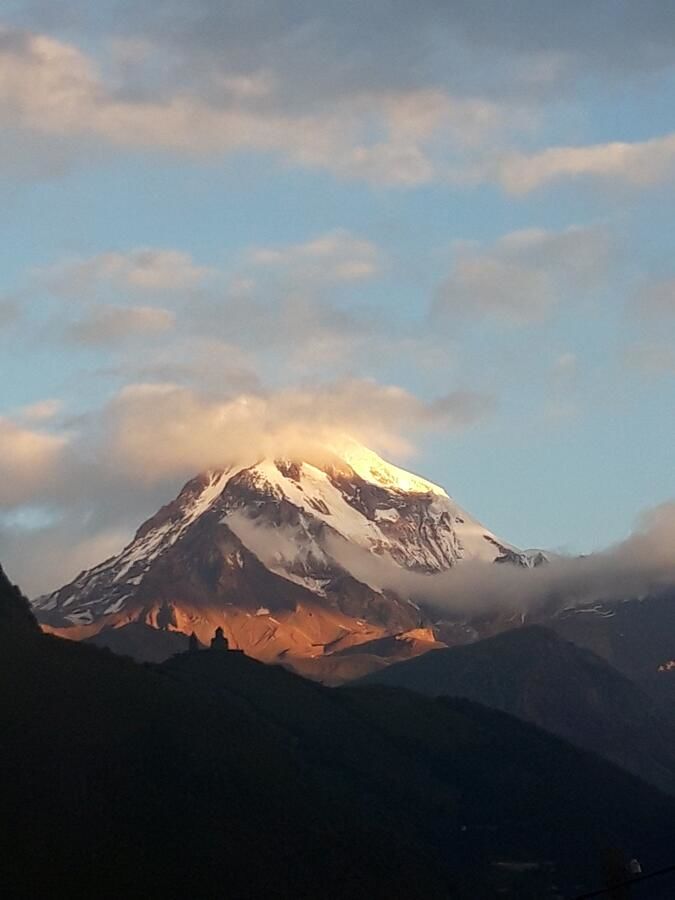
[34,442,536,668]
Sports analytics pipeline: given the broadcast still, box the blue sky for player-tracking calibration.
[2,1,675,594]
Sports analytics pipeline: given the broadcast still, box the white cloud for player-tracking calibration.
[435,225,611,324]
[19,399,63,422]
[0,417,68,506]
[43,248,212,297]
[31,247,207,350]
[3,13,675,192]
[15,233,387,372]
[249,229,380,283]
[17,2,674,109]
[0,375,493,593]
[164,230,388,373]
[67,304,175,344]
[0,27,98,133]
[497,133,675,193]
[325,500,675,618]
[0,25,523,186]
[101,379,493,482]
[0,377,492,507]
[102,336,261,394]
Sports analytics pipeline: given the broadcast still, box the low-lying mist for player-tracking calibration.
[226,500,672,619]
[326,502,675,616]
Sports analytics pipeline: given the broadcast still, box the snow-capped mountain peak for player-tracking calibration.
[336,440,448,497]
[34,441,532,665]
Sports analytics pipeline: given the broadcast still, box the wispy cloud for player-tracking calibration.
[3,6,675,191]
[100,379,493,482]
[496,133,675,193]
[18,399,63,422]
[42,248,213,297]
[0,378,494,506]
[434,225,611,324]
[0,23,529,186]
[67,304,175,345]
[248,230,380,283]
[0,416,68,506]
[325,500,675,617]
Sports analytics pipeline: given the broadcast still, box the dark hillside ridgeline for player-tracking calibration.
[357,625,675,796]
[86,620,191,662]
[1,623,449,898]
[2,579,675,897]
[0,563,38,634]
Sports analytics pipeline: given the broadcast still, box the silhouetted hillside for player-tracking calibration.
[357,625,675,795]
[161,647,675,897]
[3,588,675,897]
[86,621,191,662]
[1,626,451,898]
[0,564,38,634]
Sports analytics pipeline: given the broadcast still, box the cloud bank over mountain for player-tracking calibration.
[0,377,493,594]
[326,501,675,616]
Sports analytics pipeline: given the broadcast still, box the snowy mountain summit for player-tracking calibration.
[35,441,536,669]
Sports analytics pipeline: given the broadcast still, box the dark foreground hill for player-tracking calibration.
[86,620,192,662]
[0,563,38,634]
[357,625,675,796]
[3,573,675,898]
